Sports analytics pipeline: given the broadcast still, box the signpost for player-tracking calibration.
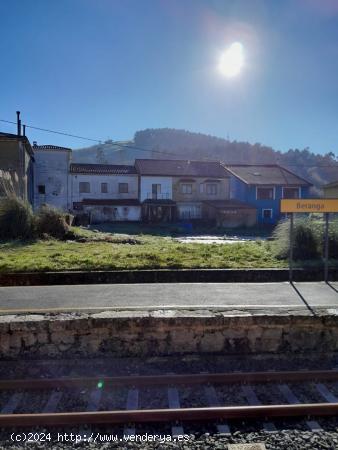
[280,199,338,282]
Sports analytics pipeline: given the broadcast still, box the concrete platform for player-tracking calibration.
[0,282,337,315]
[0,282,337,359]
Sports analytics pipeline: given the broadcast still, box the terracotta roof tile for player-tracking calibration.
[224,164,311,186]
[70,163,137,175]
[135,159,229,178]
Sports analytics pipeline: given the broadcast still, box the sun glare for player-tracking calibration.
[219,42,244,78]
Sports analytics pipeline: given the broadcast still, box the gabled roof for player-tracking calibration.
[323,180,338,189]
[135,159,229,178]
[33,144,71,152]
[70,163,137,175]
[223,164,311,186]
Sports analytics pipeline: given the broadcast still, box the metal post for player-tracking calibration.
[324,212,329,282]
[289,213,294,282]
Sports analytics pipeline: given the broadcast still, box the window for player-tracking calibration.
[262,209,273,219]
[257,187,274,200]
[283,187,299,199]
[38,185,45,194]
[206,184,217,195]
[101,182,108,193]
[79,182,90,193]
[181,183,192,194]
[119,183,128,193]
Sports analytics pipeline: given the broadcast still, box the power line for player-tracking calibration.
[0,119,102,143]
[1,118,338,167]
[0,118,203,159]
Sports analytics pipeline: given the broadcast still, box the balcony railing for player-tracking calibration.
[146,192,171,200]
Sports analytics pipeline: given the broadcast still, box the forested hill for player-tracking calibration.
[74,128,338,194]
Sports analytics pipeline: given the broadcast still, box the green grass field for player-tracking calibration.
[0,227,285,272]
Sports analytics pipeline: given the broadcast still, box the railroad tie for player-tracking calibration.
[315,383,338,403]
[241,385,276,432]
[77,387,104,443]
[203,385,230,434]
[278,384,322,432]
[87,388,103,412]
[167,387,184,438]
[1,393,23,414]
[124,388,139,438]
[42,391,63,413]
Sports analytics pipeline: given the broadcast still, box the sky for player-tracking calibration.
[1,0,338,155]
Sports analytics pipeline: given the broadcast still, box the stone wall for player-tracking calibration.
[1,311,338,359]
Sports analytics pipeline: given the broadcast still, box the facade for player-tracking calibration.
[135,159,232,222]
[0,132,34,203]
[70,163,141,223]
[33,144,71,211]
[224,164,311,224]
[323,181,338,198]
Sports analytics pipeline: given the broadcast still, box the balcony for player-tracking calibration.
[146,192,171,200]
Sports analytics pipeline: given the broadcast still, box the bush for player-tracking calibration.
[292,223,320,260]
[273,216,338,261]
[273,217,321,260]
[0,196,34,240]
[35,205,70,239]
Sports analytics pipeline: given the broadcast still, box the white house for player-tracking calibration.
[33,144,71,211]
[70,163,141,222]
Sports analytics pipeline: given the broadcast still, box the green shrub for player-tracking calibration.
[0,196,35,240]
[35,205,70,239]
[293,222,320,260]
[273,217,322,260]
[273,216,338,260]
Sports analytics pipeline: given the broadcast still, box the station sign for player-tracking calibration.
[280,198,338,213]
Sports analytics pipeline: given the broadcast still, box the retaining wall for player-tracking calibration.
[1,311,338,359]
[1,268,338,286]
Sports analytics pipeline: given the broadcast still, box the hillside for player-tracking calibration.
[73,129,338,194]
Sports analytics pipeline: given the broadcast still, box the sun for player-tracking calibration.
[219,42,244,78]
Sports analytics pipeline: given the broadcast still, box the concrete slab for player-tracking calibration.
[0,282,336,315]
[293,282,338,306]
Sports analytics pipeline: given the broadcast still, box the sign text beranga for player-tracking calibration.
[280,198,338,213]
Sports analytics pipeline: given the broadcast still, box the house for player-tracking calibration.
[70,163,141,223]
[0,132,34,204]
[33,143,72,211]
[224,164,312,224]
[135,158,235,222]
[322,181,338,198]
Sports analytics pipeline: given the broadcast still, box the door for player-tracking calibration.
[152,184,161,200]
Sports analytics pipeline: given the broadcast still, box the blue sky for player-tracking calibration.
[1,0,338,154]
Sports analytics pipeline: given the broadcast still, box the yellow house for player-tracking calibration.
[323,181,338,198]
[0,132,34,203]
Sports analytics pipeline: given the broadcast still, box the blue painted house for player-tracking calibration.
[223,164,312,225]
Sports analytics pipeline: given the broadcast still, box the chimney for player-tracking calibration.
[23,124,26,137]
[16,111,21,136]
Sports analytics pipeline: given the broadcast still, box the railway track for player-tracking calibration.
[1,370,338,430]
